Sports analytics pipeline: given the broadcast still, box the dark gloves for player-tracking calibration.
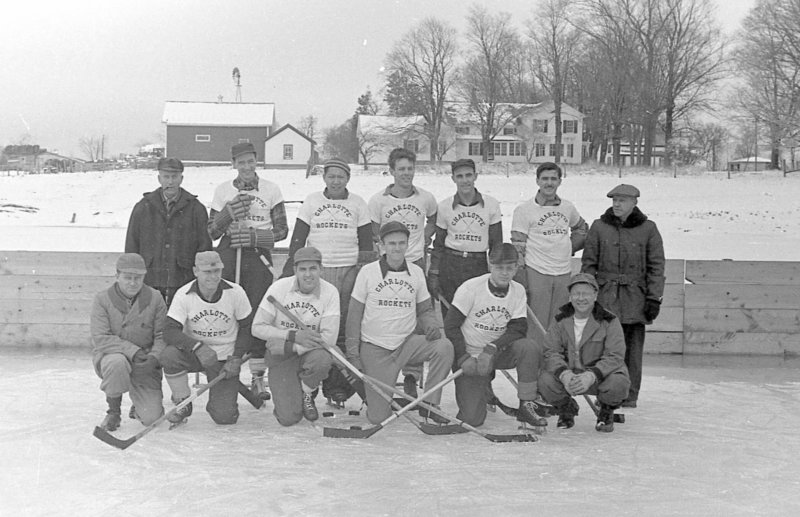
[476,344,496,376]
[221,356,243,379]
[132,350,159,370]
[227,193,252,220]
[193,342,218,370]
[644,299,661,323]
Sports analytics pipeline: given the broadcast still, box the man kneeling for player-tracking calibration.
[252,247,339,425]
[540,273,630,432]
[444,243,549,428]
[160,251,253,425]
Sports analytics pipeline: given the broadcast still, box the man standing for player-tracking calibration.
[540,273,630,432]
[160,251,253,425]
[252,247,339,426]
[581,184,665,408]
[444,244,549,428]
[282,158,376,404]
[125,157,212,306]
[511,162,587,332]
[367,147,437,396]
[429,158,503,318]
[90,253,167,431]
[346,221,454,424]
[208,142,288,401]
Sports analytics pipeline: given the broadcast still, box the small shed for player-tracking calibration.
[263,124,315,169]
[727,156,772,172]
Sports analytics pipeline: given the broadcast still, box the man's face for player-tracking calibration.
[323,168,349,196]
[569,283,597,316]
[233,152,257,181]
[536,169,561,197]
[158,170,183,198]
[116,272,145,298]
[611,195,637,220]
[489,262,517,288]
[381,232,408,262]
[194,266,222,293]
[391,158,415,189]
[451,166,477,196]
[294,261,321,294]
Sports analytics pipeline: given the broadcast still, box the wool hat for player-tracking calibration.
[488,243,518,264]
[294,246,323,264]
[607,184,640,198]
[379,220,410,240]
[231,142,257,160]
[568,272,599,291]
[195,251,224,271]
[451,158,476,173]
[157,157,184,173]
[116,253,147,274]
[323,158,351,176]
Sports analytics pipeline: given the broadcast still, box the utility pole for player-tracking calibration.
[754,116,758,172]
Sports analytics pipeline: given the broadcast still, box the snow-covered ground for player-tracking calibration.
[2,166,800,516]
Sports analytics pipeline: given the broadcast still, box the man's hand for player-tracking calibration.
[133,349,148,363]
[476,344,496,376]
[221,356,242,379]
[568,371,596,395]
[193,342,218,370]
[423,324,441,341]
[294,329,325,350]
[644,299,661,323]
[460,356,479,376]
[559,370,576,392]
[132,350,159,371]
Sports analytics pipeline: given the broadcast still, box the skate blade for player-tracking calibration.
[518,423,547,435]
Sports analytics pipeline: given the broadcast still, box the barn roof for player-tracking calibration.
[162,101,275,127]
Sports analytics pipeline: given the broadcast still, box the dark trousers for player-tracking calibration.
[622,323,646,403]
[539,370,630,409]
[439,252,488,319]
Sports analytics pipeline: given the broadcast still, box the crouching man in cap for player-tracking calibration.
[540,273,630,432]
[91,253,167,431]
[252,247,339,425]
[160,251,253,425]
[444,243,550,428]
[208,142,288,402]
[346,221,454,424]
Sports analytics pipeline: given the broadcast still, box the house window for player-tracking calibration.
[195,134,210,142]
[535,143,546,157]
[493,142,508,156]
[436,139,446,156]
[503,127,516,136]
[509,142,525,156]
[563,120,577,134]
[404,139,419,153]
[455,126,470,135]
[566,143,574,158]
[283,144,293,160]
[468,142,483,156]
[533,120,548,133]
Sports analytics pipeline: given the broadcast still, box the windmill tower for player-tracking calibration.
[232,67,242,103]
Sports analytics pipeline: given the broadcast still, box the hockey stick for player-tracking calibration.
[266,295,463,436]
[93,354,252,450]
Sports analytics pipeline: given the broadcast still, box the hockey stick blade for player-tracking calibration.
[322,424,383,439]
[485,432,539,443]
[92,426,137,450]
[418,423,469,435]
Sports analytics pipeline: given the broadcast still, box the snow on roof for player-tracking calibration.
[162,101,275,127]
[357,115,426,134]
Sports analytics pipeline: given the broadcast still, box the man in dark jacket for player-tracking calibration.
[125,157,212,306]
[581,184,665,408]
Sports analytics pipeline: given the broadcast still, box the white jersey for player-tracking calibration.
[512,197,582,275]
[351,260,430,351]
[251,276,340,356]
[211,178,284,231]
[168,280,252,360]
[436,193,502,253]
[297,190,371,268]
[451,274,527,356]
[368,186,437,263]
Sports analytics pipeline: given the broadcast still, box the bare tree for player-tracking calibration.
[79,135,106,162]
[356,125,382,170]
[385,17,458,162]
[297,115,318,142]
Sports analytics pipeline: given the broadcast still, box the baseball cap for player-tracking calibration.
[231,142,257,160]
[488,243,518,264]
[451,158,476,173]
[195,251,224,271]
[379,220,410,240]
[157,157,184,173]
[294,246,323,264]
[607,184,640,198]
[116,253,147,274]
[568,273,598,291]
[323,158,351,176]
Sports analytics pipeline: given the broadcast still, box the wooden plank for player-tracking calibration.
[644,332,683,354]
[662,284,684,307]
[0,323,90,348]
[570,258,684,284]
[649,307,683,332]
[685,284,800,310]
[685,260,800,285]
[684,308,800,333]
[683,331,797,355]
[0,299,91,325]
[0,275,112,300]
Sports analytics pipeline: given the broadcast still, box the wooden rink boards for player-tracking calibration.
[1,252,798,356]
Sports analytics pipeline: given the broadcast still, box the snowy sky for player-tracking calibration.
[0,0,754,157]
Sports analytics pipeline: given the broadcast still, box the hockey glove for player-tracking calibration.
[230,227,275,249]
[644,299,661,323]
[227,193,252,220]
[476,344,496,376]
[221,356,242,379]
[193,342,219,370]
[459,355,480,376]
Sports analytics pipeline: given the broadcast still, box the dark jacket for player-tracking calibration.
[543,302,629,384]
[581,206,665,324]
[125,188,212,289]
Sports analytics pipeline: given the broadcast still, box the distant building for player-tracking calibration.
[356,100,585,166]
[1,145,85,173]
[727,156,773,172]
[162,101,276,164]
[263,124,315,169]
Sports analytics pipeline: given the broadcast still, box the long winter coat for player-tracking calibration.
[543,302,629,384]
[90,283,167,374]
[125,188,212,289]
[581,206,665,324]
